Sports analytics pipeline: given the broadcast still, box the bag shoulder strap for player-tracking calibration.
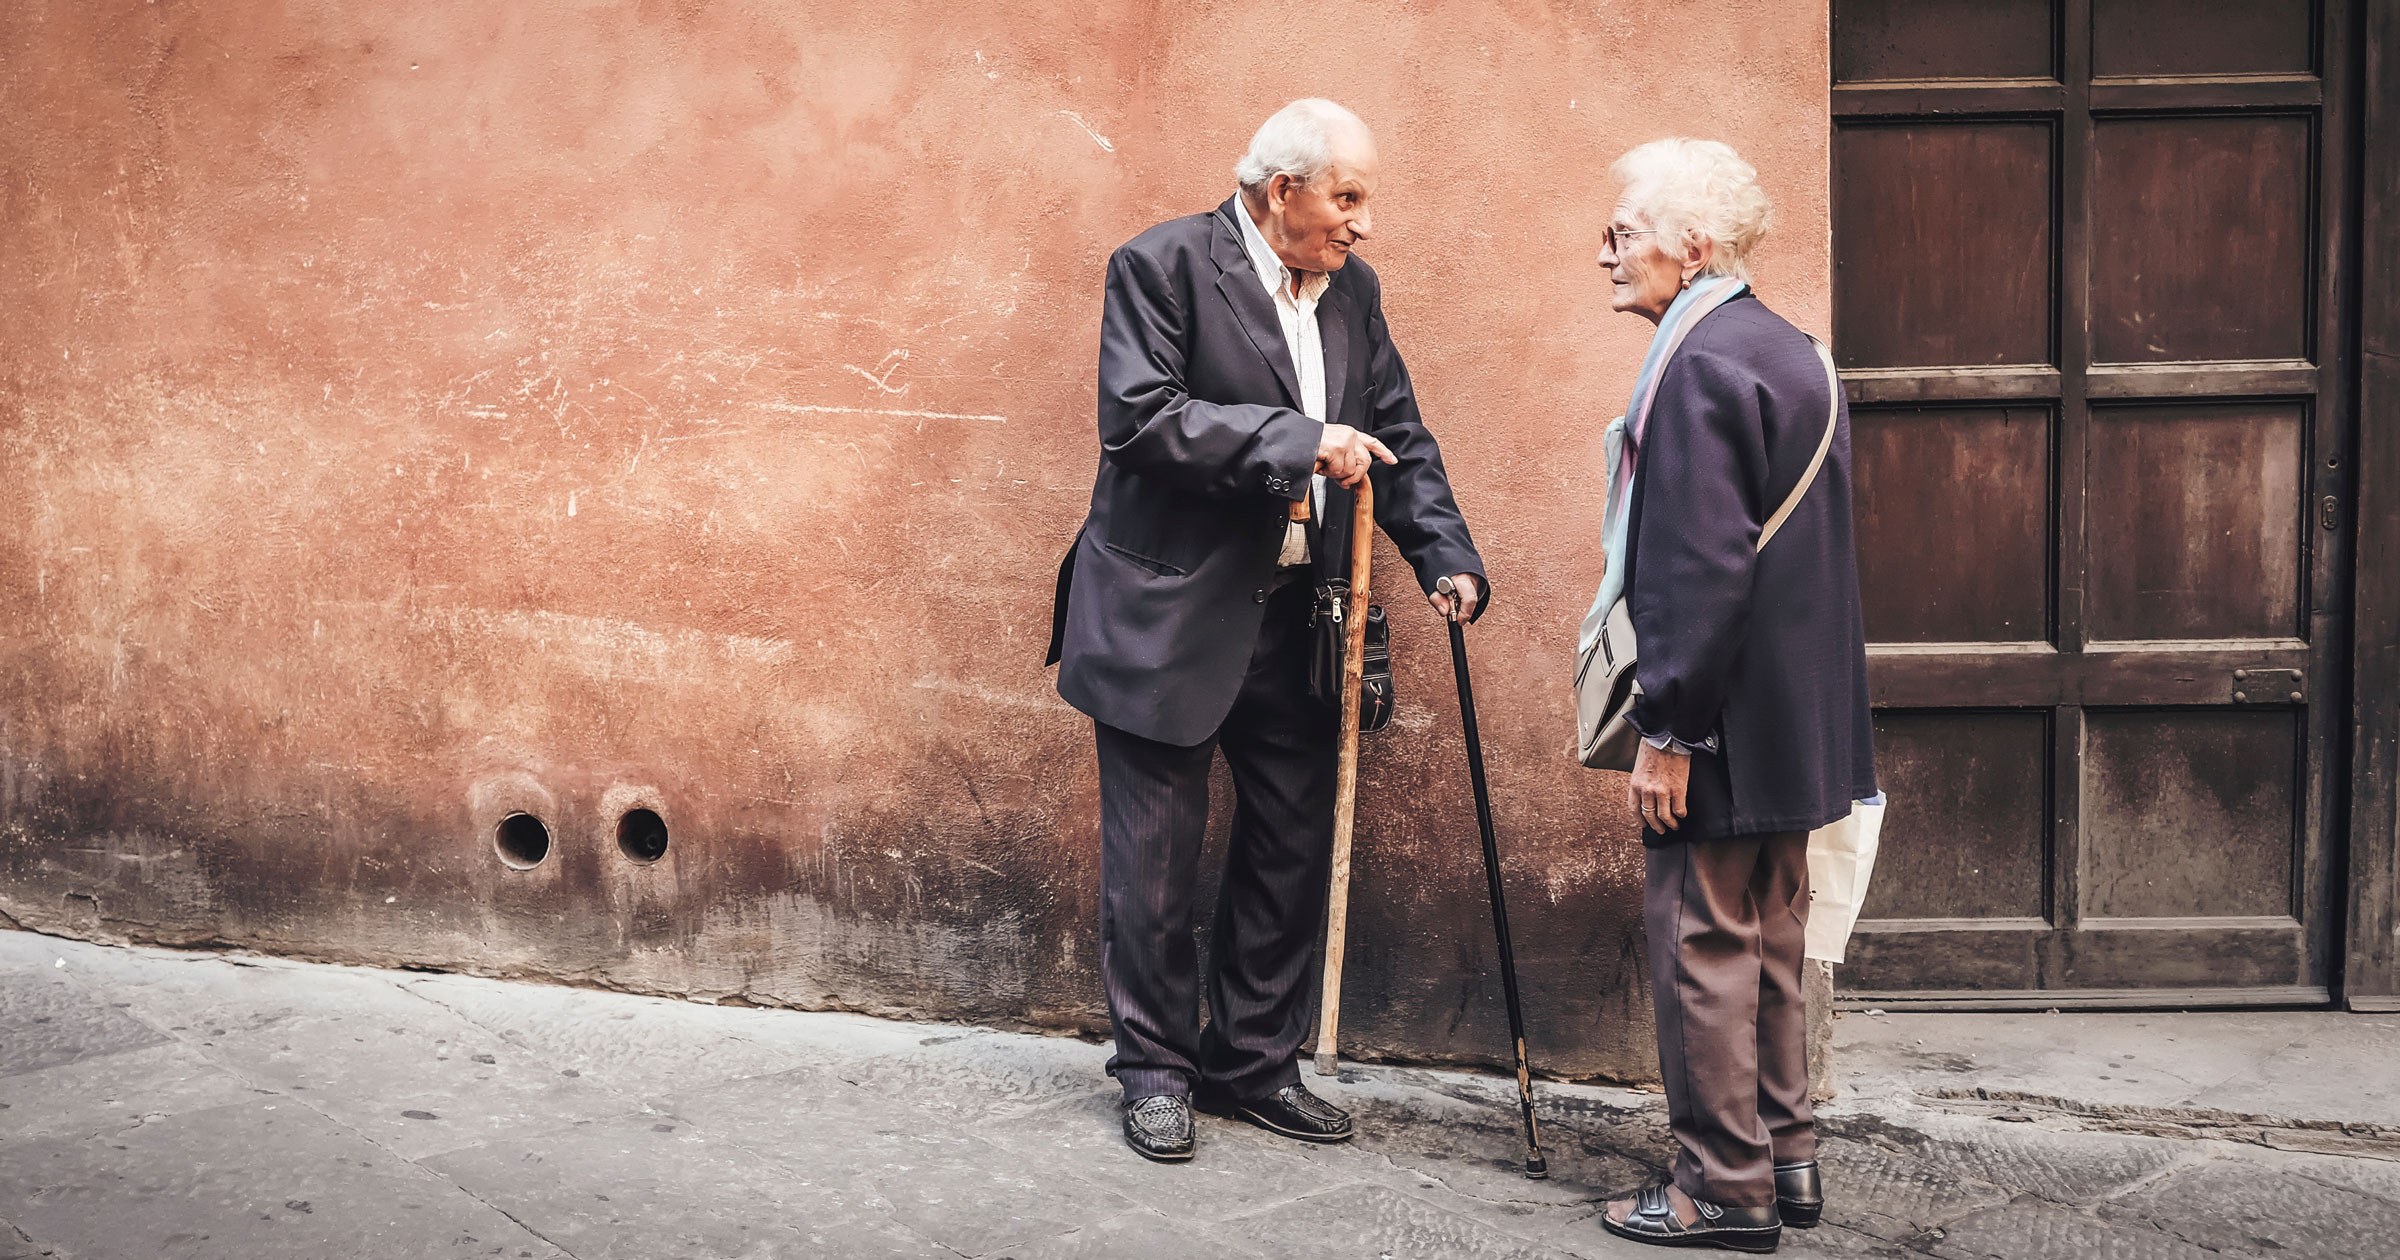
[1758,337,1841,553]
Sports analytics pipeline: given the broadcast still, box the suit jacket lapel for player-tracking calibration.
[1209,199,1304,411]
[1318,284,1351,427]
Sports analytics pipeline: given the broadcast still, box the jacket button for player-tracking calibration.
[1253,589,1267,603]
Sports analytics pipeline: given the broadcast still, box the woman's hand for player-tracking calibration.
[1627,742,1691,832]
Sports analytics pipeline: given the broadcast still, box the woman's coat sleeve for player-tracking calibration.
[1626,339,1771,748]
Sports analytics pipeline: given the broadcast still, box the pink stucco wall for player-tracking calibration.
[0,0,1828,1079]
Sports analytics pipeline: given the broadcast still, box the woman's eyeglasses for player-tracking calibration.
[1602,226,1659,255]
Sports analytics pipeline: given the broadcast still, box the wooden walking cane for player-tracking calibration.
[1313,478,1373,1077]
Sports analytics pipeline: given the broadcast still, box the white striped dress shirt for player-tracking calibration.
[1231,197,1331,566]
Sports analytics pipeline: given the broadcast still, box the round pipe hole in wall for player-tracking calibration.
[617,808,669,863]
[494,812,552,869]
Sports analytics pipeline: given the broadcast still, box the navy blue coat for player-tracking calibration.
[1624,295,1877,841]
[1045,199,1486,747]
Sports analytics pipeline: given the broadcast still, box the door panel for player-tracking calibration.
[2089,0,2315,78]
[1854,407,2052,643]
[1832,0,2351,1006]
[2082,708,2301,919]
[2061,925,2309,990]
[2090,115,2313,363]
[1834,0,2057,82]
[1863,711,2050,921]
[1834,123,2055,368]
[2084,403,2306,641]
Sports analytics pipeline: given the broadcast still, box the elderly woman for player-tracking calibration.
[1589,139,1877,1253]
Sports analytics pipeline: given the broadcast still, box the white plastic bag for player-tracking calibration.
[1804,794,1886,964]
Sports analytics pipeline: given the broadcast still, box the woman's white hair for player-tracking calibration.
[1610,138,1773,281]
[1235,98,1366,192]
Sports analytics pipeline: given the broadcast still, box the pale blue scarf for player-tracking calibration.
[1579,276,1749,654]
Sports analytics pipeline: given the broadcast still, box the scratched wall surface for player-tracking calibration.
[0,0,1829,1079]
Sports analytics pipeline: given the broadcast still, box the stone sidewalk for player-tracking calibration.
[1838,1005,2400,1134]
[3,930,2396,1259]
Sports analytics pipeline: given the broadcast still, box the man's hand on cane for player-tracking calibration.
[1315,424,1394,488]
[1431,573,1480,623]
[1628,741,1691,832]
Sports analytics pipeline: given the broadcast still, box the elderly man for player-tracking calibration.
[1045,98,1489,1162]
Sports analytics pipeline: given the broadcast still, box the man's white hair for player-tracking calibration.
[1235,98,1367,192]
[1610,138,1773,282]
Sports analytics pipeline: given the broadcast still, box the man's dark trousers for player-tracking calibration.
[1097,579,1333,1104]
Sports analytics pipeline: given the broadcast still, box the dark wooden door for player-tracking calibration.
[1831,0,2359,1005]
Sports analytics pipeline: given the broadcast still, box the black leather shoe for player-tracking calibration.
[1774,1161,1822,1229]
[1121,1094,1194,1162]
[1600,1184,1782,1253]
[1221,1083,1354,1143]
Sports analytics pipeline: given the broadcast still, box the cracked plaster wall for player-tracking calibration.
[0,0,1832,1082]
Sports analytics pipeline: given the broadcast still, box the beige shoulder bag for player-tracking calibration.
[1574,337,1842,771]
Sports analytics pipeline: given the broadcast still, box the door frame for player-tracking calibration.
[2344,0,2400,1011]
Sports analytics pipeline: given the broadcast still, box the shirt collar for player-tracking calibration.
[1231,193,1330,304]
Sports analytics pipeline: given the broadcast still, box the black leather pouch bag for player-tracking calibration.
[1307,580,1348,706]
[1308,580,1394,734]
[1358,604,1392,733]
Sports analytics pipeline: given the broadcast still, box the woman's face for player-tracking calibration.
[1598,202,1688,325]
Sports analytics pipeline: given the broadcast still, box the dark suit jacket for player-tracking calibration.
[1624,295,1878,840]
[1045,198,1487,747]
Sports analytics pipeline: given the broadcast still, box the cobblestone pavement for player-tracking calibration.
[3,929,2395,1259]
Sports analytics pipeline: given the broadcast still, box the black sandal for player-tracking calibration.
[1600,1184,1782,1253]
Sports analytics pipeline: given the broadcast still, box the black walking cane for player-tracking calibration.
[1436,576,1547,1179]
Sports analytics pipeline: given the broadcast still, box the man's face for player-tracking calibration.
[1599,201,1686,324]
[1263,132,1378,274]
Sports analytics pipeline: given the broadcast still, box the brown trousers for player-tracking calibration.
[1644,830,1815,1208]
